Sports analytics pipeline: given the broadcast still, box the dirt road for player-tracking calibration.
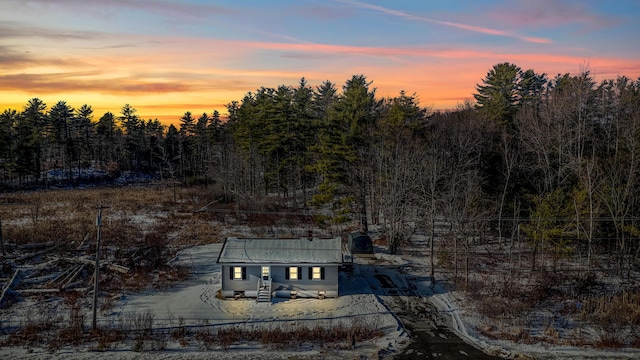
[362,267,498,359]
[392,297,497,359]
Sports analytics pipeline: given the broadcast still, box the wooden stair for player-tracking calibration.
[256,279,271,303]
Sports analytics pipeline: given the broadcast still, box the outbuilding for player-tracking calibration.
[348,231,374,258]
[216,237,343,302]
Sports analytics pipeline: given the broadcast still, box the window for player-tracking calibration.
[309,266,325,280]
[262,266,270,280]
[286,266,301,280]
[231,266,246,280]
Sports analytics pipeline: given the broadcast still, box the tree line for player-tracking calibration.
[1,65,640,279]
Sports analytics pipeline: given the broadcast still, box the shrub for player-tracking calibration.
[594,332,624,349]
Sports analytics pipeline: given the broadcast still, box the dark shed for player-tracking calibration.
[348,231,374,257]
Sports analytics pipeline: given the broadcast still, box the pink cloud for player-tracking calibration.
[490,0,618,31]
[337,0,553,44]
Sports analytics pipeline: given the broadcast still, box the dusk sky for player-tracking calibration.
[1,0,639,125]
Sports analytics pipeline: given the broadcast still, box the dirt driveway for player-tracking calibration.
[357,264,498,359]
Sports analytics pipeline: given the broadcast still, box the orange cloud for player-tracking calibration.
[1,29,638,127]
[0,72,191,94]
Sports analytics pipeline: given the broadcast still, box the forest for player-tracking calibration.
[1,62,640,282]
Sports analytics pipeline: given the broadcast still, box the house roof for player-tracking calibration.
[216,237,343,264]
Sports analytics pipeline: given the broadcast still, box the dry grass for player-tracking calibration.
[465,255,640,348]
[2,307,384,353]
[1,186,224,267]
[469,271,557,322]
[1,187,166,245]
[0,185,357,353]
[579,291,640,328]
[476,323,533,344]
[193,321,383,351]
[0,185,222,344]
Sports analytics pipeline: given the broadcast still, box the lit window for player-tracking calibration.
[262,266,270,279]
[289,266,298,280]
[233,267,243,280]
[312,267,322,280]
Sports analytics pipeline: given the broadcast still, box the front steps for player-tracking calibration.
[257,285,271,303]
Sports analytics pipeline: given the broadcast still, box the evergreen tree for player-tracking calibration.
[178,111,196,178]
[119,104,143,171]
[474,62,523,127]
[0,109,18,182]
[162,124,180,183]
[16,98,47,184]
[290,78,318,205]
[195,112,211,177]
[75,104,95,167]
[208,110,222,143]
[311,75,379,229]
[48,101,75,180]
[95,112,119,167]
[144,119,165,173]
[179,111,195,136]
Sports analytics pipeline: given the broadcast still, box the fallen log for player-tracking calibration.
[17,241,56,250]
[106,263,130,274]
[21,272,61,285]
[61,281,83,290]
[61,265,85,290]
[61,257,95,266]
[16,246,56,262]
[194,199,221,213]
[47,268,72,287]
[61,257,129,274]
[19,288,60,294]
[31,258,60,271]
[0,269,19,306]
[55,265,82,288]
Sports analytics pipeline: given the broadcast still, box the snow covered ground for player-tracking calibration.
[2,243,408,359]
[3,241,640,359]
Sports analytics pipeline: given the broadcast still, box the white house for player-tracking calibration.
[216,237,344,302]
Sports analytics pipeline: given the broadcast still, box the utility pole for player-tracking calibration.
[0,218,4,256]
[92,204,108,330]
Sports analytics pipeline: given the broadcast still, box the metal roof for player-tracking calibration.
[216,237,343,264]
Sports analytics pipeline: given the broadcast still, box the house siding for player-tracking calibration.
[220,264,339,297]
[217,237,344,299]
[221,265,262,292]
[270,265,339,293]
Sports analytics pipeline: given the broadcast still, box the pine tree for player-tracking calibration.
[311,75,379,229]
[178,111,196,178]
[75,104,95,168]
[0,109,18,182]
[119,104,143,171]
[96,112,118,167]
[16,98,47,184]
[474,62,523,127]
[49,101,75,180]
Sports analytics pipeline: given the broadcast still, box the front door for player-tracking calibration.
[261,266,270,281]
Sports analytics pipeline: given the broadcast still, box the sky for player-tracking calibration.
[1,0,639,125]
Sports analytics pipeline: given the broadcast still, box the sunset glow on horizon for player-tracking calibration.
[1,0,639,126]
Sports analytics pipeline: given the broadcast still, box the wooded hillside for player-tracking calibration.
[2,65,640,280]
